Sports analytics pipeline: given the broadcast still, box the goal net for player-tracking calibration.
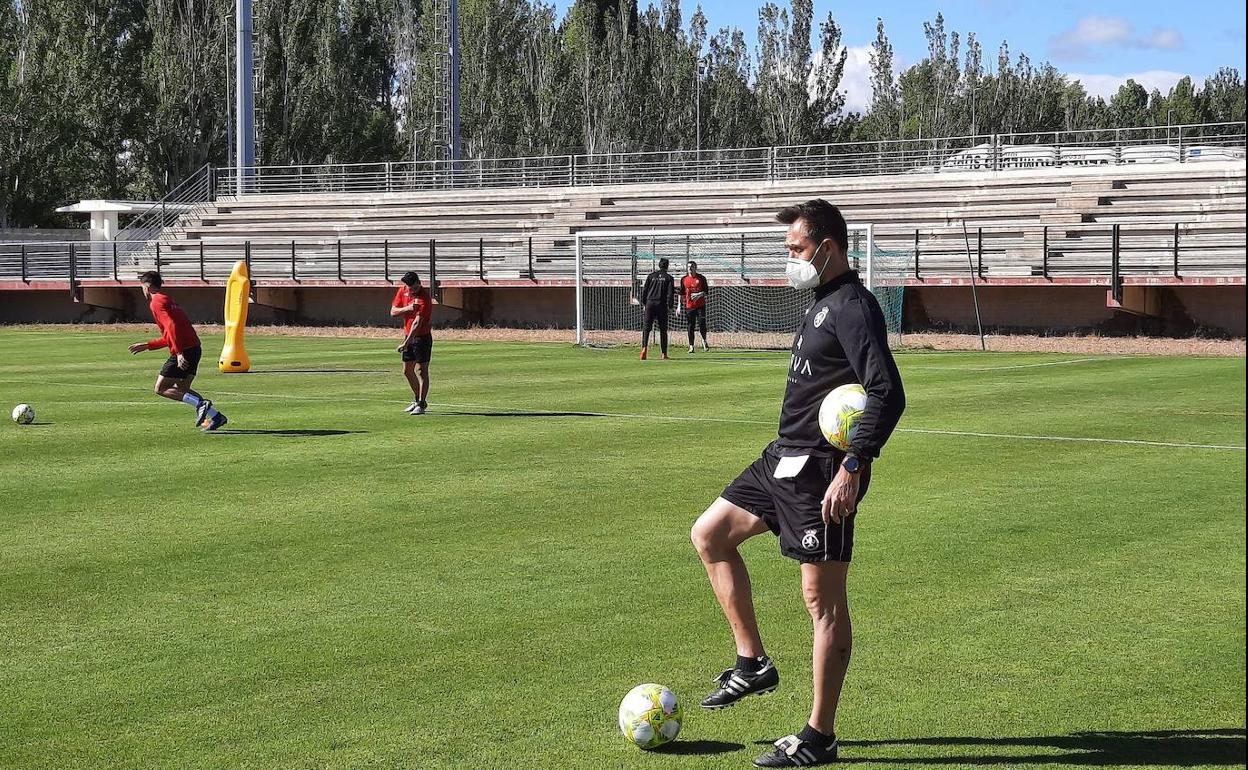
[574,225,907,349]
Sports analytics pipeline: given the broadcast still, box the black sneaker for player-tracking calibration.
[700,657,779,709]
[201,412,228,432]
[196,399,213,427]
[754,735,838,767]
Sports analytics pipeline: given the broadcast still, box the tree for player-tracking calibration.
[866,18,898,138]
[1197,67,1246,124]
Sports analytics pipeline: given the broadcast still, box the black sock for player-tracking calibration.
[798,724,836,748]
[735,654,765,673]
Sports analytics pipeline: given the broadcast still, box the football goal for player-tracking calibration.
[574,225,907,349]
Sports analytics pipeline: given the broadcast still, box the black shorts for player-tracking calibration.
[400,334,433,364]
[721,444,871,563]
[159,346,202,379]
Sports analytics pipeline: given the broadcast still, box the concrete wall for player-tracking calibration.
[0,229,89,243]
[2,284,1242,337]
[907,285,1245,337]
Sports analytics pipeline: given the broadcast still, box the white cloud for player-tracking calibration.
[1066,70,1192,100]
[807,45,884,116]
[1138,28,1184,50]
[839,46,875,115]
[1050,15,1184,60]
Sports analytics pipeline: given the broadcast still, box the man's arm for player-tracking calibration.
[134,308,172,354]
[836,295,905,459]
[639,273,656,304]
[822,294,906,524]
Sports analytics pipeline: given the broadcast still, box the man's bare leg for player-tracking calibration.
[402,362,421,401]
[691,497,771,657]
[416,362,429,403]
[154,375,201,403]
[801,560,852,736]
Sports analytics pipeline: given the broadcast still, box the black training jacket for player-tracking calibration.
[775,270,906,459]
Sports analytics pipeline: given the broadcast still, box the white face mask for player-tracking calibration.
[786,244,827,289]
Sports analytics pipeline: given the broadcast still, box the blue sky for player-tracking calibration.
[551,0,1247,111]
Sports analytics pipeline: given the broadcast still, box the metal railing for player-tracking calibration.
[214,122,1246,196]
[4,222,1242,291]
[112,164,217,264]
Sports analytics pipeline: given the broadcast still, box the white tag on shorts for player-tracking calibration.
[773,454,810,479]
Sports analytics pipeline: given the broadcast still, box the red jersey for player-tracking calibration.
[680,273,709,310]
[393,285,432,337]
[146,292,200,354]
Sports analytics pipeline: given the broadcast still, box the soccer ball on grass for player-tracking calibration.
[818,384,866,451]
[11,403,35,425]
[618,683,682,749]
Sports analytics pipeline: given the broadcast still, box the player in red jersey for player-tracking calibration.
[680,260,711,353]
[126,271,227,431]
[391,271,434,415]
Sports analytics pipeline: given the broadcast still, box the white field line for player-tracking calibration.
[913,357,1105,371]
[667,356,1108,372]
[2,379,1242,452]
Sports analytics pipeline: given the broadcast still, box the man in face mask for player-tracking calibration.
[690,199,906,768]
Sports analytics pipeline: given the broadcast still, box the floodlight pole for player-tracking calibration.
[235,0,256,194]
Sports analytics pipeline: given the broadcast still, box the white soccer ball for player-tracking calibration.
[11,403,35,425]
[618,683,682,749]
[818,384,867,451]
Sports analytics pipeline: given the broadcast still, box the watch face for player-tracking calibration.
[843,457,859,472]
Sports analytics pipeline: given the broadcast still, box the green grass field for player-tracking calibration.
[0,328,1244,770]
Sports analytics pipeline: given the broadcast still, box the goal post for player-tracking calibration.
[573,225,906,349]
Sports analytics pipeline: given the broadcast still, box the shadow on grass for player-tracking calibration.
[651,739,745,756]
[237,369,389,375]
[212,429,366,437]
[433,409,610,419]
[818,728,1246,766]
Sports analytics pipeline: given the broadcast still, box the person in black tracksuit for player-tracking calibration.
[689,200,906,768]
[638,258,676,360]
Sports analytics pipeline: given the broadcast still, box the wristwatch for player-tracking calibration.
[842,455,865,474]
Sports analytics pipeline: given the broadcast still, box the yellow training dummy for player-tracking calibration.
[219,259,251,373]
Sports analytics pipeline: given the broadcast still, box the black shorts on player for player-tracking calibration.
[721,442,871,563]
[400,334,433,364]
[159,345,202,379]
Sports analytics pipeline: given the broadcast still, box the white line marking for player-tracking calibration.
[2,379,1242,451]
[913,357,1104,371]
[899,427,1245,451]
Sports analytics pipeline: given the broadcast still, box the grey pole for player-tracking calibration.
[695,62,701,152]
[449,0,461,162]
[236,0,256,194]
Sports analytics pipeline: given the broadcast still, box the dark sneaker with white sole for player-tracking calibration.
[201,412,228,432]
[753,735,838,767]
[700,657,779,709]
[195,399,213,426]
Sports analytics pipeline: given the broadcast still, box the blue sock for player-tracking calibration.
[182,393,203,408]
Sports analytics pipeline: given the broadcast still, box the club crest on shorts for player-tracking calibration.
[813,306,829,328]
[801,529,820,550]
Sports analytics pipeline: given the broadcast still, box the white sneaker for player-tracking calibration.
[410,403,427,415]
[403,401,419,413]
[688,345,695,354]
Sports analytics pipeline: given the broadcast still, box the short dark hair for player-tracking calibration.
[658,258,669,271]
[137,271,163,288]
[776,199,848,253]
[401,271,421,287]
[687,260,697,269]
